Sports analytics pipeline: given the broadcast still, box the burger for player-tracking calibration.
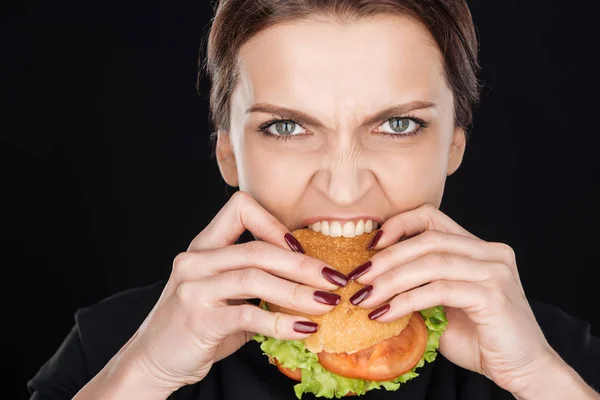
[254,228,448,398]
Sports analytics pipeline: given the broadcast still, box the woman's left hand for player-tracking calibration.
[349,204,558,396]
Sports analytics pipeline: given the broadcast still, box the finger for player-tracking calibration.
[214,331,255,363]
[171,241,348,290]
[187,191,295,252]
[367,279,489,323]
[188,268,340,315]
[213,304,320,341]
[372,204,479,250]
[353,230,518,284]
[355,254,510,309]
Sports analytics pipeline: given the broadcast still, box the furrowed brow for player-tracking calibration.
[246,100,437,128]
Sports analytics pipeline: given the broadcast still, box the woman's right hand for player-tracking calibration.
[120,191,349,394]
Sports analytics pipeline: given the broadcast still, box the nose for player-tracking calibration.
[313,146,375,207]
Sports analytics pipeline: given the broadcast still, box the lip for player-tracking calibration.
[299,216,384,229]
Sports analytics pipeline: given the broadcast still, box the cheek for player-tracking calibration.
[373,144,449,205]
[238,144,313,221]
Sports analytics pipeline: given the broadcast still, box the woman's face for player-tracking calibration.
[216,14,466,232]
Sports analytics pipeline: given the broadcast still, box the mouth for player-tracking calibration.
[300,218,381,238]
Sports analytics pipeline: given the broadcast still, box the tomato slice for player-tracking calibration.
[317,312,428,381]
[274,358,303,381]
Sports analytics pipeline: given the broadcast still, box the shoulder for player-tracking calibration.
[28,280,168,399]
[528,298,593,346]
[75,279,166,328]
[527,298,599,379]
[75,280,167,375]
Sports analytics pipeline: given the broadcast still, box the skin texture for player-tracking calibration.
[216,14,466,228]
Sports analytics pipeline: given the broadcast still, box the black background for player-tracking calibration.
[2,1,599,399]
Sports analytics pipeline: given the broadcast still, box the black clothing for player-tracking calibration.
[28,280,600,399]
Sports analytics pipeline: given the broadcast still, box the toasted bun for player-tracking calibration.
[267,228,412,354]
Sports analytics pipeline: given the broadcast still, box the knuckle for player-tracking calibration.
[420,204,438,220]
[172,251,193,273]
[377,246,394,263]
[440,279,454,292]
[233,191,254,219]
[297,255,314,275]
[233,305,255,330]
[242,240,267,257]
[290,282,304,310]
[237,267,262,288]
[401,287,413,305]
[420,229,442,247]
[492,262,514,283]
[431,252,452,267]
[497,242,517,266]
[175,281,196,304]
[441,252,454,266]
[231,190,251,204]
[172,251,210,282]
[420,203,436,213]
[422,204,438,228]
[272,312,284,337]
[433,280,452,303]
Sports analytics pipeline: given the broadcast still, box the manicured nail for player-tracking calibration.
[367,230,384,250]
[368,304,390,320]
[293,321,318,333]
[285,232,305,254]
[347,261,372,281]
[314,291,341,306]
[350,285,373,305]
[321,267,349,287]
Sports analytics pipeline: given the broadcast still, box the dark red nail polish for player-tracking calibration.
[285,232,305,254]
[368,304,390,320]
[347,261,372,281]
[321,267,349,287]
[367,230,384,250]
[293,321,318,333]
[350,285,373,305]
[314,291,341,305]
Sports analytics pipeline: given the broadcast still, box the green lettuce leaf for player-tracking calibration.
[253,304,448,399]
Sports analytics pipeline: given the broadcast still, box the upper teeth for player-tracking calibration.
[308,219,378,238]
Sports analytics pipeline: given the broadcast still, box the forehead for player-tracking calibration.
[236,13,448,119]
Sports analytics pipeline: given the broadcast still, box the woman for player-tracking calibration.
[28,0,600,399]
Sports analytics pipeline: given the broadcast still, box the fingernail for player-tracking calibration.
[321,267,349,287]
[285,232,305,254]
[313,291,341,306]
[350,285,373,305]
[347,261,372,281]
[367,230,384,250]
[368,304,390,320]
[293,321,318,333]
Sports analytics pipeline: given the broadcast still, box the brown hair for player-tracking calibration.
[198,0,481,141]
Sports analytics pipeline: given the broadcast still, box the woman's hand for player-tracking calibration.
[347,204,558,396]
[119,191,349,394]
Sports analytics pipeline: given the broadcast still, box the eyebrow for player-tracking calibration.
[245,100,437,128]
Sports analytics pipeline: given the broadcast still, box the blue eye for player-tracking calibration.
[257,114,428,141]
[378,117,423,136]
[260,119,306,139]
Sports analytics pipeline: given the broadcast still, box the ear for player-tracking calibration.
[447,126,467,176]
[215,130,239,187]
